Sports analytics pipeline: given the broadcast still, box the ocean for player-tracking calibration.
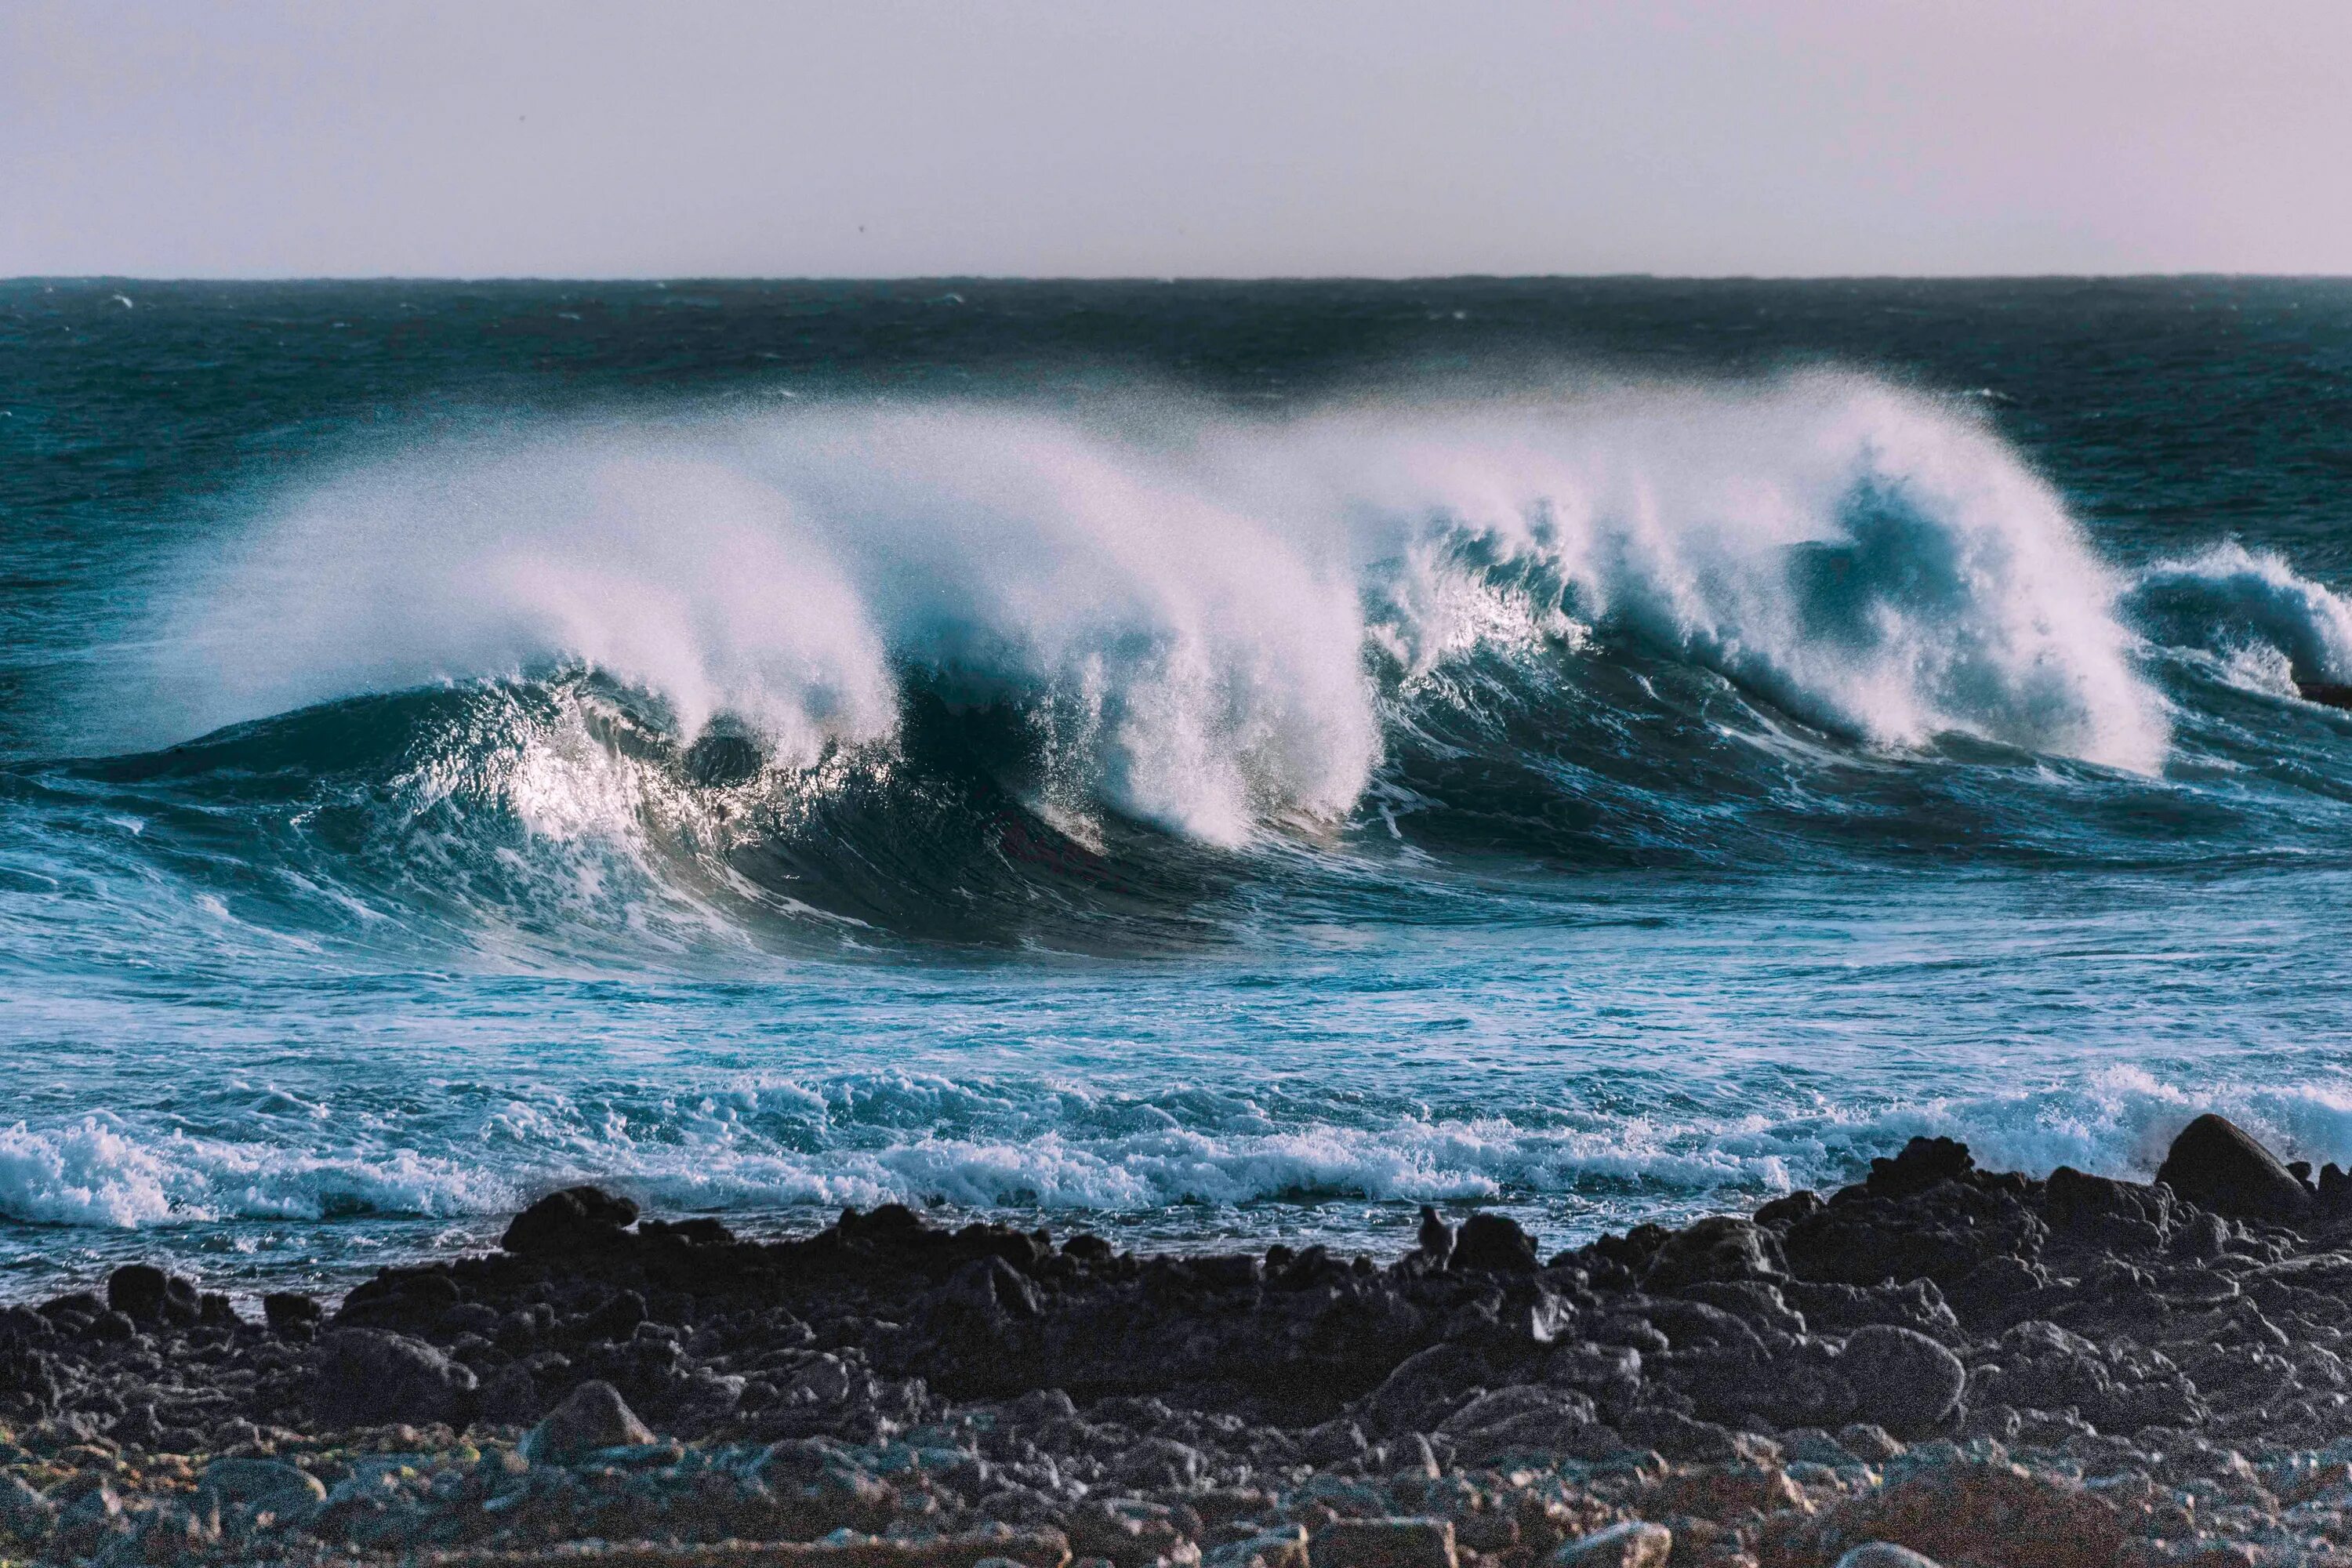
[3,276,2350,1304]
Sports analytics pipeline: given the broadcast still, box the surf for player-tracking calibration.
[148,372,2172,792]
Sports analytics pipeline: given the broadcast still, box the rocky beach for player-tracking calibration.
[0,1116,2350,1566]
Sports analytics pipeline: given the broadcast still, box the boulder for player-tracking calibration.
[0,1472,56,1541]
[310,1328,477,1427]
[520,1379,657,1465]
[1311,1517,1457,1568]
[1839,1326,1965,1436]
[2154,1114,2313,1222]
[106,1265,198,1327]
[1644,1217,1788,1290]
[263,1292,322,1336]
[1452,1214,1540,1273]
[501,1185,639,1254]
[196,1456,325,1527]
[1791,1459,2125,1568]
[197,1457,325,1508]
[1866,1138,1976,1198]
[1835,1548,1942,1568]
[1552,1522,1671,1568]
[1209,1526,1309,1568]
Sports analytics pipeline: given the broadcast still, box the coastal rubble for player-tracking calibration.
[7,1116,2352,1563]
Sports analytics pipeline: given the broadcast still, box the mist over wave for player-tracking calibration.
[162,375,2169,840]
[0,368,2324,964]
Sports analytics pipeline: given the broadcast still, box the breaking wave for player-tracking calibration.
[158,374,2165,812]
[15,372,2347,953]
[10,1063,2352,1248]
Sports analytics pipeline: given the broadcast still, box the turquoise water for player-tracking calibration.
[4,277,2351,1300]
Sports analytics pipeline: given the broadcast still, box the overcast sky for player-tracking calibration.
[5,0,2348,279]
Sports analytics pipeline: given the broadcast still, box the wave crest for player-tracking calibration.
[152,376,2169,855]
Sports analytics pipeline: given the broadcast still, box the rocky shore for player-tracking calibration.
[5,1114,2352,1566]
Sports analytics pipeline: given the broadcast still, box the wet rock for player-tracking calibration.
[521,1378,659,1464]
[106,1265,200,1327]
[1312,1516,1458,1568]
[263,1292,322,1337]
[1416,1207,1454,1270]
[1451,1214,1540,1273]
[198,1456,325,1501]
[500,1185,641,1254]
[1865,1138,1976,1198]
[311,1328,478,1427]
[1644,1218,1788,1290]
[1784,1180,2045,1289]
[1680,1344,1855,1428]
[1551,1521,1671,1568]
[1066,1498,1198,1568]
[1654,1461,1809,1520]
[1836,1424,1906,1462]
[1838,1326,1965,1436]
[1676,1277,1806,1337]
[2154,1113,2313,1221]
[2043,1167,2177,1254]
[1359,1342,1486,1435]
[0,1339,60,1418]
[946,1255,1044,1318]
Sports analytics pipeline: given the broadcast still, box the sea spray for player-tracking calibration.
[154,374,2166,852]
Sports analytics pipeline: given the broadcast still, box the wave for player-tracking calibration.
[147,373,2165,816]
[2126,542,2352,695]
[14,373,2347,950]
[9,1063,2352,1241]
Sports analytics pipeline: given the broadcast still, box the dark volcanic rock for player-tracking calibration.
[311,1328,477,1426]
[520,1378,658,1464]
[263,1291,323,1336]
[106,1265,198,1327]
[1837,1324,1965,1436]
[1784,1178,2045,1289]
[16,1122,2352,1568]
[2154,1112,2314,1221]
[501,1185,641,1254]
[1864,1137,1976,1198]
[1451,1213,1539,1273]
[1642,1218,1787,1290]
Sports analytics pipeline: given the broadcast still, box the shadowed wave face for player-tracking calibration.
[48,375,2352,952]
[5,278,2352,1297]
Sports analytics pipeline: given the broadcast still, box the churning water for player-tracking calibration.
[4,278,2350,1299]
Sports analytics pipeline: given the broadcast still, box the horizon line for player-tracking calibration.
[9,270,2352,288]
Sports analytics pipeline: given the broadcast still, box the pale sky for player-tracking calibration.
[5,0,2348,279]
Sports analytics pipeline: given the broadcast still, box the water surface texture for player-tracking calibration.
[4,278,2350,1299]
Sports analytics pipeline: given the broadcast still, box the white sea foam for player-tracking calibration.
[13,1063,2352,1238]
[2126,542,2352,689]
[150,375,2173,849]
[0,1116,508,1229]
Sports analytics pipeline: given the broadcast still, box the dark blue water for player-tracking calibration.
[5,277,2351,1301]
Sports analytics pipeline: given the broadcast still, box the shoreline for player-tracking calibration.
[2,1116,2350,1565]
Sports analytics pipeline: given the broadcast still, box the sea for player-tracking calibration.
[3,276,2350,1304]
